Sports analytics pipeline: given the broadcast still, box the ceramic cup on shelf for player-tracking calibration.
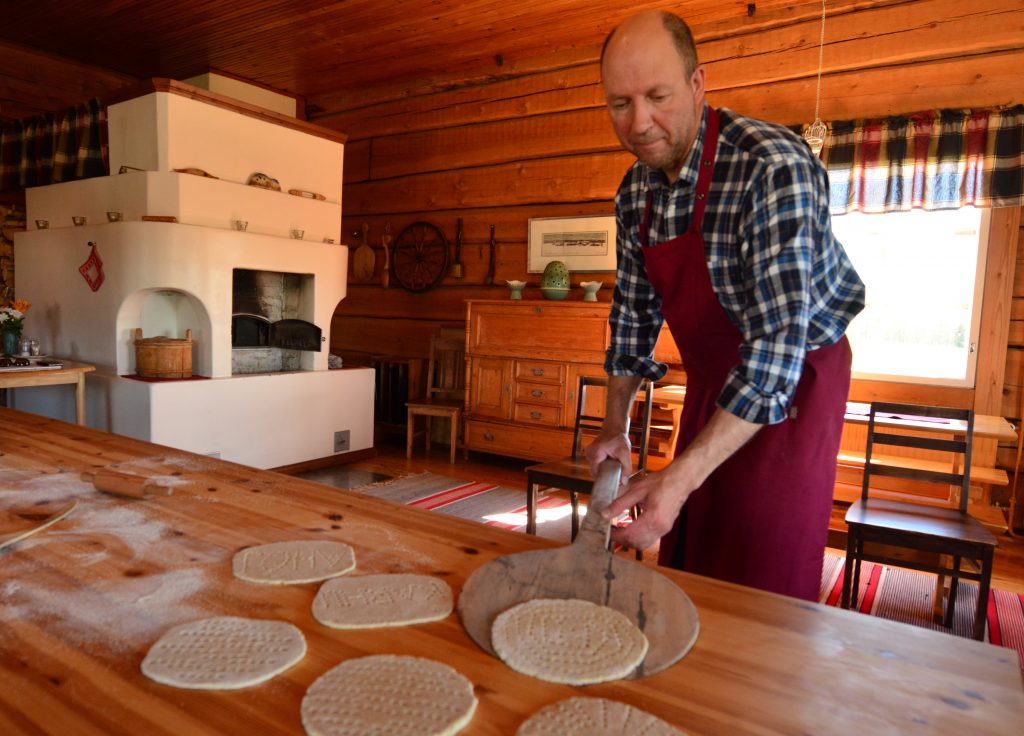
[579,281,602,302]
[72,216,87,226]
[506,280,526,300]
[106,211,122,222]
[290,229,305,240]
[35,219,49,229]
[232,220,248,232]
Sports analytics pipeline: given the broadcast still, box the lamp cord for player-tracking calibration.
[813,0,826,121]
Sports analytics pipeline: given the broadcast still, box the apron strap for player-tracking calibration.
[689,106,720,235]
[640,106,721,246]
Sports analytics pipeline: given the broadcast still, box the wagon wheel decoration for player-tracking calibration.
[391,221,450,292]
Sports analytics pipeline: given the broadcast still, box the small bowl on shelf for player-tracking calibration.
[540,287,570,301]
[579,281,602,302]
[506,280,526,300]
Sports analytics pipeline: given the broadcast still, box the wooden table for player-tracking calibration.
[0,359,95,425]
[843,401,1017,443]
[0,407,1020,735]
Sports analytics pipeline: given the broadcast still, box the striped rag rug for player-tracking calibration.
[352,471,577,541]
[820,550,1024,668]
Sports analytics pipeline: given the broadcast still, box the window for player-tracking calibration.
[831,207,988,386]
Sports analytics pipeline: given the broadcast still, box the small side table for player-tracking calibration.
[0,359,96,425]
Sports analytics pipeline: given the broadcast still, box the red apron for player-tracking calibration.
[640,107,851,601]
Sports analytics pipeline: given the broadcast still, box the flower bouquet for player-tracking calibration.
[0,299,30,356]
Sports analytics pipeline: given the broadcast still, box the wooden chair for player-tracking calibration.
[406,335,465,463]
[525,376,652,555]
[841,401,998,640]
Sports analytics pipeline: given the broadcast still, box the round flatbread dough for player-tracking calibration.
[141,616,306,689]
[312,573,453,629]
[233,539,356,584]
[491,598,648,685]
[516,697,685,735]
[301,654,477,736]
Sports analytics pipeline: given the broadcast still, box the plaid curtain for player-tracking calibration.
[813,105,1024,213]
[0,98,108,191]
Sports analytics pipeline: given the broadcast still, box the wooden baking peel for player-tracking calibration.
[0,500,77,550]
[458,459,699,678]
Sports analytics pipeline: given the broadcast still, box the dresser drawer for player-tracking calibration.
[465,419,572,461]
[514,360,565,384]
[514,381,563,406]
[512,402,561,426]
[467,301,610,362]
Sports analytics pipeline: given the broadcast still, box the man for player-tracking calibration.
[586,10,865,601]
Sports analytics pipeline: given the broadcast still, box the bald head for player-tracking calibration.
[601,11,699,79]
[599,10,706,182]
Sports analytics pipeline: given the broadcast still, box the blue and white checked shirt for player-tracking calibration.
[607,105,866,425]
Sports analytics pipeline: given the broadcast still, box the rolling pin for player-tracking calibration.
[81,468,174,499]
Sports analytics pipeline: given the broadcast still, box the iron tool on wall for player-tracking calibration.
[452,218,464,279]
[485,225,496,286]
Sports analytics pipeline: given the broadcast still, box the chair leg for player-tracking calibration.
[850,532,865,610]
[424,417,432,453]
[406,413,415,459]
[973,547,994,641]
[448,415,457,464]
[570,492,580,541]
[526,475,538,535]
[841,529,857,610]
[944,555,961,629]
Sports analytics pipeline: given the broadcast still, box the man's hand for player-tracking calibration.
[584,431,633,477]
[602,408,764,552]
[602,465,692,551]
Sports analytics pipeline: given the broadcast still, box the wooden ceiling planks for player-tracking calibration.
[0,0,816,119]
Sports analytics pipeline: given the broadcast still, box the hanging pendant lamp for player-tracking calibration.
[803,0,828,155]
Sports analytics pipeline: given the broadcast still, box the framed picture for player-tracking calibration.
[527,215,617,273]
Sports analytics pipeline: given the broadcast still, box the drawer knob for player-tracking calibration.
[530,411,542,419]
[483,431,495,441]
[532,368,544,376]
[531,389,545,397]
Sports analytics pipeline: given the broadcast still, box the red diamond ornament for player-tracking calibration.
[79,242,105,292]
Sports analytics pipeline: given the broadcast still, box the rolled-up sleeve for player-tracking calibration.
[716,154,823,425]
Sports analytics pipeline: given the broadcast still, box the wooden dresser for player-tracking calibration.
[464,299,681,461]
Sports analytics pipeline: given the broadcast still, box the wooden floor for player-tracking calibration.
[340,436,1024,596]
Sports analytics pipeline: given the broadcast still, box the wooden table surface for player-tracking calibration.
[0,407,1021,735]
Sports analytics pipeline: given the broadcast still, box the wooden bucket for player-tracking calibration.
[135,328,193,378]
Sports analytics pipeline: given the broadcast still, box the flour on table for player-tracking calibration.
[233,539,356,584]
[312,573,452,629]
[301,654,476,736]
[516,697,685,735]
[141,616,305,689]
[491,598,649,685]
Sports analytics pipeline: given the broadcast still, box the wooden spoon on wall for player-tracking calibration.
[352,222,375,283]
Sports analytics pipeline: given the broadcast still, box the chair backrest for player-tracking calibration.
[425,335,465,402]
[571,375,653,471]
[861,401,974,513]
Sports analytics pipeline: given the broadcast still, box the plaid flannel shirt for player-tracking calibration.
[607,105,865,425]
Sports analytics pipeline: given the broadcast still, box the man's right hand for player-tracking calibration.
[584,431,634,477]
